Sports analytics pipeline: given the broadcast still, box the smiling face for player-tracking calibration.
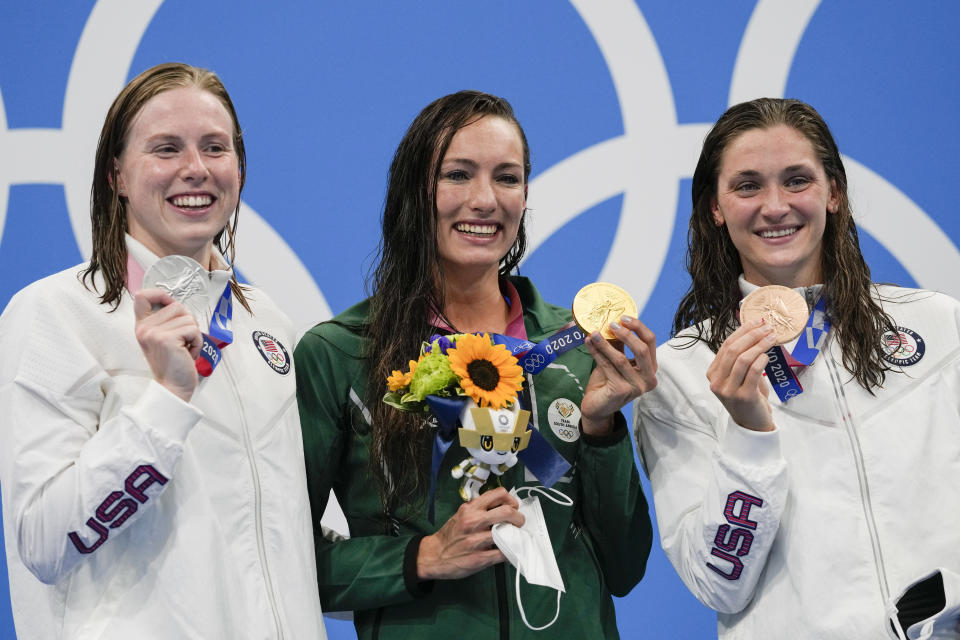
[435,115,526,281]
[459,401,526,466]
[711,124,839,288]
[115,86,240,266]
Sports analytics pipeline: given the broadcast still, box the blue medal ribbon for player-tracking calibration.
[491,324,587,374]
[430,324,586,369]
[763,296,830,402]
[517,425,571,487]
[195,283,233,377]
[425,395,466,523]
[789,295,830,365]
[764,346,803,402]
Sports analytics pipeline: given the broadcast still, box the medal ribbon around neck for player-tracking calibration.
[763,296,830,403]
[491,324,587,373]
[195,282,233,377]
[423,326,585,521]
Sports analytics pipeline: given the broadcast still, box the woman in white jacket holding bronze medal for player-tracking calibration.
[0,63,325,639]
[634,97,960,640]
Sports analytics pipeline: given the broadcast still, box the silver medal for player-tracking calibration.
[141,255,210,321]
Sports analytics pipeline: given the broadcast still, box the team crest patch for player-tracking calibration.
[880,326,925,367]
[547,398,581,442]
[252,331,291,375]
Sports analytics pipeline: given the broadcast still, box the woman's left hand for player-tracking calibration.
[580,316,658,436]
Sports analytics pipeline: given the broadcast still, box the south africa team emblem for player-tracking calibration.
[880,326,925,366]
[252,331,291,375]
[547,398,581,442]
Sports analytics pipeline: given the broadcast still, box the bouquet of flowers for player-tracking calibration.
[383,332,525,411]
[383,332,531,502]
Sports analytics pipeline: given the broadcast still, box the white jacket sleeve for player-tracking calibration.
[633,349,788,614]
[0,283,203,584]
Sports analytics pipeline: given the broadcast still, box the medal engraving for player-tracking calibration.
[142,255,210,321]
[740,285,808,345]
[572,282,638,340]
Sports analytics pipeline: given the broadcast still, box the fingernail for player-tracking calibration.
[591,333,604,344]
[620,315,632,324]
[609,321,620,331]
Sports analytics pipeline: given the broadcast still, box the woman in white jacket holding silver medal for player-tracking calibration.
[0,63,326,639]
[633,98,960,639]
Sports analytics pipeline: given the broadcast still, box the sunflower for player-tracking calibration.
[386,358,421,392]
[447,333,524,409]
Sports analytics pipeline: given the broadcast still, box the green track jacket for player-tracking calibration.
[295,276,652,639]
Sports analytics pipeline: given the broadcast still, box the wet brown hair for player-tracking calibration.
[367,90,531,513]
[674,97,897,390]
[81,62,250,312]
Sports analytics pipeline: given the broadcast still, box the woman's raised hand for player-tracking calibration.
[580,316,658,436]
[706,319,776,432]
[134,289,203,402]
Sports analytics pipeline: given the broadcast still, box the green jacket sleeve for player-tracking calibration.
[577,412,653,597]
[295,329,430,611]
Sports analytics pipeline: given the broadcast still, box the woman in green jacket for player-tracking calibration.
[295,90,655,639]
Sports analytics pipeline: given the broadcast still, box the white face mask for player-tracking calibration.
[491,487,572,631]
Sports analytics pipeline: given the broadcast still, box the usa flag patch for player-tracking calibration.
[252,331,291,375]
[880,326,925,367]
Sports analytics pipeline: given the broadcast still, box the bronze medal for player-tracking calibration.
[740,285,808,345]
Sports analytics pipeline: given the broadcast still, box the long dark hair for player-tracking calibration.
[81,62,250,312]
[674,97,897,391]
[366,90,531,513]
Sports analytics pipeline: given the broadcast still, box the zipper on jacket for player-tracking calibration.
[495,563,510,640]
[224,361,285,639]
[825,357,891,604]
[372,607,384,640]
[521,374,540,483]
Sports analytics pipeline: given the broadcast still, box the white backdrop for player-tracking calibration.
[1,1,958,637]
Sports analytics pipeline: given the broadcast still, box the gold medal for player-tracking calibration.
[740,285,808,345]
[572,282,638,340]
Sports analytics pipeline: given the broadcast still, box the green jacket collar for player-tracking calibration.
[319,275,572,358]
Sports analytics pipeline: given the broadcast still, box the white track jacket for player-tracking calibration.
[635,283,960,639]
[0,241,325,639]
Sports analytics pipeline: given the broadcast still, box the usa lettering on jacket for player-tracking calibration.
[706,490,763,580]
[67,464,168,554]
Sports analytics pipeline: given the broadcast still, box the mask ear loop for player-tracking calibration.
[514,485,574,507]
[515,561,562,631]
[509,485,571,630]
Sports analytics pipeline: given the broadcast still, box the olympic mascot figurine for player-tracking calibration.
[452,400,532,500]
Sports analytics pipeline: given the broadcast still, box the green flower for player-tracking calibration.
[407,349,458,401]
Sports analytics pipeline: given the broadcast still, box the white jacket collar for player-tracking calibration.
[738,274,825,311]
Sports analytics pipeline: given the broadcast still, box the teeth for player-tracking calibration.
[456,223,497,236]
[760,227,797,239]
[171,194,212,208]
